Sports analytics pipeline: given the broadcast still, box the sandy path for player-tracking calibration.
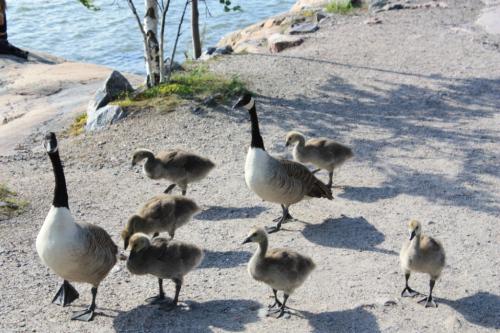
[0,0,499,332]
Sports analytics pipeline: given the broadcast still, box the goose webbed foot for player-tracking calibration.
[52,280,79,307]
[267,294,289,319]
[146,294,166,304]
[160,300,179,312]
[164,184,176,194]
[272,212,293,223]
[401,286,420,297]
[71,306,95,322]
[418,295,437,308]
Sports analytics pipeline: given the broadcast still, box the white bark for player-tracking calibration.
[144,0,160,86]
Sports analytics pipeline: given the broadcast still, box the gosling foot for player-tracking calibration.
[418,295,438,308]
[164,184,176,194]
[401,286,420,298]
[268,299,283,309]
[146,294,167,304]
[52,281,79,307]
[71,306,95,322]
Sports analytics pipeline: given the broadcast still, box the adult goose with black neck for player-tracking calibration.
[233,94,333,233]
[36,132,118,322]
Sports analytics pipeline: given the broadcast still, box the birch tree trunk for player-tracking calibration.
[191,0,202,59]
[144,0,160,86]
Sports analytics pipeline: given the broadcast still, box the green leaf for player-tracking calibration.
[232,5,242,11]
[78,0,100,10]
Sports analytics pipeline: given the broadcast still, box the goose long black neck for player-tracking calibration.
[48,151,69,209]
[248,105,265,150]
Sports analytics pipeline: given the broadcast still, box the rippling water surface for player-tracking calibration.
[7,0,294,74]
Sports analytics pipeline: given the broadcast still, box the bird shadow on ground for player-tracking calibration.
[302,215,396,255]
[113,299,261,333]
[198,250,252,269]
[196,206,267,221]
[440,292,500,329]
[339,186,401,203]
[302,306,380,333]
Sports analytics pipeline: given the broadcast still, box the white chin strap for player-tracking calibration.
[243,98,255,110]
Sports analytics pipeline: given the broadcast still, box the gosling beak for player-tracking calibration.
[131,161,136,167]
[409,230,416,241]
[285,142,290,147]
[124,237,130,250]
[242,237,251,245]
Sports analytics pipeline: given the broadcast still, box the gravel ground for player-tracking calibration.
[1,0,499,332]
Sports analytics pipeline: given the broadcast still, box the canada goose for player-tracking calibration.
[121,194,200,249]
[242,227,315,318]
[126,233,203,310]
[36,132,117,321]
[131,148,215,195]
[233,94,333,233]
[400,220,446,308]
[285,131,353,188]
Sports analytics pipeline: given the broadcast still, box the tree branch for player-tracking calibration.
[167,0,189,82]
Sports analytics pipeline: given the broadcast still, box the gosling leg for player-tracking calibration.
[311,168,321,174]
[268,289,282,309]
[326,171,333,188]
[276,294,290,319]
[418,279,438,308]
[146,278,166,304]
[52,280,79,307]
[152,232,159,238]
[164,184,177,194]
[71,287,97,322]
[267,205,291,233]
[401,273,420,297]
[162,278,182,311]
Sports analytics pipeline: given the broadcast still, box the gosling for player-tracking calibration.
[242,227,316,318]
[121,194,200,249]
[132,148,215,195]
[126,233,203,310]
[400,220,446,308]
[285,131,353,188]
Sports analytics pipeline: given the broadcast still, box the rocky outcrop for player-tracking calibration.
[86,70,133,132]
[268,34,304,53]
[85,105,126,132]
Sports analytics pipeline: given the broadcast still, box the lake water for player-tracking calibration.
[6,0,295,74]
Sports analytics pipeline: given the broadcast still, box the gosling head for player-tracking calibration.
[232,93,254,111]
[128,233,151,252]
[407,220,422,241]
[121,215,144,249]
[285,131,305,147]
[242,227,267,244]
[131,149,153,167]
[43,132,58,154]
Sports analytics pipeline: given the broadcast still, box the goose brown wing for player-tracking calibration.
[277,158,333,200]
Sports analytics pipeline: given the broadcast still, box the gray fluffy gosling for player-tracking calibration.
[285,131,353,188]
[400,220,446,308]
[233,94,333,233]
[126,233,204,310]
[132,148,215,195]
[36,132,117,322]
[121,194,200,249]
[242,227,316,318]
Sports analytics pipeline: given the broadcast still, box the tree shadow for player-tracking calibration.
[302,215,396,255]
[113,299,261,332]
[303,306,380,333]
[198,250,252,269]
[440,292,500,329]
[197,206,267,221]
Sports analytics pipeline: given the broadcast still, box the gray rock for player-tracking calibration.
[86,105,126,132]
[288,22,320,35]
[268,34,304,53]
[206,47,217,55]
[369,0,389,11]
[87,70,133,114]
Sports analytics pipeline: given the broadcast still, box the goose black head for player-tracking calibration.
[43,132,58,154]
[233,93,254,110]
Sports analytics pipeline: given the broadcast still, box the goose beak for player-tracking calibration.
[242,237,251,245]
[409,231,416,240]
[232,99,243,109]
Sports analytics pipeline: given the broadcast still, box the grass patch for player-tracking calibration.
[112,65,248,114]
[0,184,28,220]
[67,113,87,136]
[325,0,360,14]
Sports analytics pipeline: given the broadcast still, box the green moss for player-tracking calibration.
[0,184,28,220]
[67,113,87,136]
[112,65,248,114]
[325,0,360,14]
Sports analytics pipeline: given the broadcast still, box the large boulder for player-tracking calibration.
[85,105,126,132]
[87,70,133,114]
[268,34,304,53]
